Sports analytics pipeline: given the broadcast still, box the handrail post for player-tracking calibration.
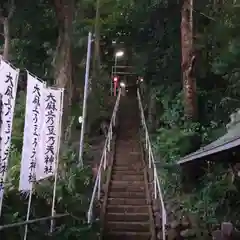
[103,149,107,170]
[148,143,151,169]
[87,210,91,224]
[145,131,148,148]
[154,168,157,199]
[107,137,110,151]
[113,114,116,126]
[110,125,112,140]
[97,173,101,200]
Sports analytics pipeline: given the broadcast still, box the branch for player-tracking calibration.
[7,0,15,20]
[186,1,216,22]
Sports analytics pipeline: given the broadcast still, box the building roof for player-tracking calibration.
[177,111,240,165]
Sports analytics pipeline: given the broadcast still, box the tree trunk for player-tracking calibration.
[0,0,14,61]
[181,0,197,121]
[2,18,10,60]
[53,0,74,130]
[92,0,101,90]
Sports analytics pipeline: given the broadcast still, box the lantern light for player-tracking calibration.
[78,116,83,123]
[120,82,125,87]
[115,51,124,57]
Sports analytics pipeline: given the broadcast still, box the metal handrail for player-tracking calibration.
[87,89,121,224]
[0,213,69,230]
[137,89,167,240]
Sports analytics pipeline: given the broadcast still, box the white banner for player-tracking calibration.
[36,87,63,181]
[0,59,19,214]
[19,73,45,191]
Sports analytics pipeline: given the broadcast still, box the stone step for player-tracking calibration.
[115,141,140,146]
[113,166,145,172]
[114,163,143,168]
[108,191,145,198]
[108,197,147,206]
[105,221,150,232]
[114,159,142,164]
[106,212,149,222]
[113,166,144,172]
[107,204,149,214]
[110,180,145,192]
[111,180,144,184]
[112,173,144,181]
[112,169,144,176]
[103,231,151,240]
[110,185,145,193]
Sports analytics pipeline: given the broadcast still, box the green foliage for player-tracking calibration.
[181,164,240,236]
[11,91,26,151]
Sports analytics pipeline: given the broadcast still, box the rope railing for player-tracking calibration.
[87,89,121,224]
[137,89,167,240]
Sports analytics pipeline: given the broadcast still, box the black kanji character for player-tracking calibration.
[4,85,13,99]
[44,165,49,174]
[30,150,36,158]
[44,155,54,164]
[0,161,7,174]
[28,173,35,182]
[33,84,41,96]
[33,113,38,124]
[1,148,9,162]
[29,161,36,170]
[46,101,57,111]
[33,95,40,106]
[4,120,11,134]
[5,72,13,86]
[46,116,54,125]
[32,137,38,147]
[46,136,55,145]
[47,165,53,174]
[46,125,55,135]
[46,110,55,118]
[0,178,4,191]
[45,144,54,155]
[4,98,12,116]
[45,93,56,103]
[4,136,10,145]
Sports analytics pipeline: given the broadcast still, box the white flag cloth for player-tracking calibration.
[0,59,19,214]
[36,87,63,181]
[19,73,45,191]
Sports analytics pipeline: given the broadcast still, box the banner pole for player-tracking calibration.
[78,32,92,167]
[50,88,64,233]
[23,189,33,240]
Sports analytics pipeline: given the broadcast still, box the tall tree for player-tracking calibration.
[52,0,74,118]
[92,0,101,86]
[181,0,197,120]
[0,0,15,60]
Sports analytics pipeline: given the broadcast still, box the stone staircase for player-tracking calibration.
[102,95,156,240]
